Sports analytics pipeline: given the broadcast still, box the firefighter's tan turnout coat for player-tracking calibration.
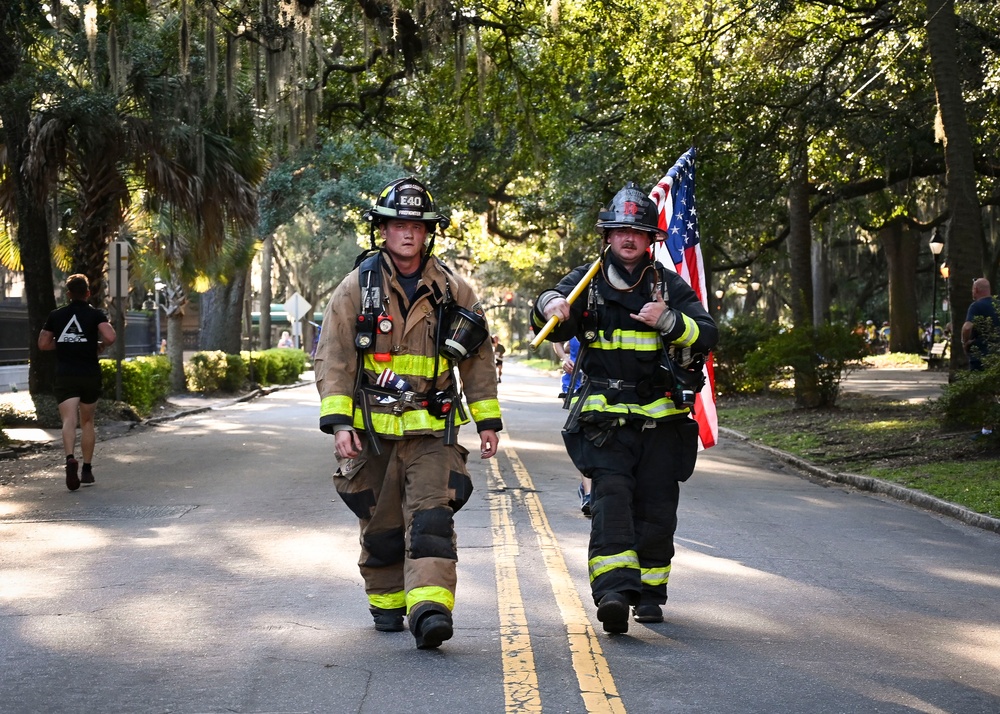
[314,249,502,618]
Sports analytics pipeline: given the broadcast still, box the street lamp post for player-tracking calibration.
[928,230,945,358]
[153,275,166,353]
[939,262,950,311]
[749,281,761,312]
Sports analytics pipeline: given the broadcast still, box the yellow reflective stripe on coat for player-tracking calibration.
[406,586,455,613]
[672,314,700,348]
[350,406,471,436]
[589,329,661,352]
[363,353,448,380]
[640,565,671,587]
[573,392,690,420]
[588,550,640,581]
[368,591,406,610]
[320,394,353,419]
[468,398,501,422]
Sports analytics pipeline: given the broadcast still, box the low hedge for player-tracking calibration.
[100,355,172,416]
[185,348,307,392]
[240,348,308,387]
[939,352,1000,429]
[185,351,248,393]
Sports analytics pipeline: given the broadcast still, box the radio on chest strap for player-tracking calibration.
[355,252,386,351]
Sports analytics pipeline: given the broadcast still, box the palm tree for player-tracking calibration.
[3,3,263,395]
[1,2,60,394]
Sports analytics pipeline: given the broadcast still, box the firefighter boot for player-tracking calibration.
[597,593,630,634]
[409,602,454,650]
[370,606,405,632]
[633,604,663,623]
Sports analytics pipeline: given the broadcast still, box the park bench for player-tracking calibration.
[922,339,949,367]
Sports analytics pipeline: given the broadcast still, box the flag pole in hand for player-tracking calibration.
[529,258,602,350]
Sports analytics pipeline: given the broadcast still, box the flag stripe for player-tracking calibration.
[650,147,718,450]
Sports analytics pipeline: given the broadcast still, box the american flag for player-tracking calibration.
[649,147,718,450]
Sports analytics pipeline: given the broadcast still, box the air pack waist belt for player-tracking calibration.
[586,375,671,400]
[358,383,461,446]
[361,383,430,404]
[586,377,640,391]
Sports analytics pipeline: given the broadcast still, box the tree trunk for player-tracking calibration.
[879,221,922,354]
[163,271,188,393]
[260,234,273,349]
[167,313,186,392]
[303,287,319,355]
[811,227,828,326]
[2,100,57,396]
[926,0,983,372]
[199,271,247,353]
[787,138,819,407]
[72,149,128,305]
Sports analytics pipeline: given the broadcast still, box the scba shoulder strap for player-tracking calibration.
[355,251,384,351]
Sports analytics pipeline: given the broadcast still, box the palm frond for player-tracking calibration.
[0,221,22,271]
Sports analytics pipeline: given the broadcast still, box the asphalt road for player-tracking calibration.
[1,362,998,714]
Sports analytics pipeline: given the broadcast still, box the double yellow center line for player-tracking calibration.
[488,438,626,714]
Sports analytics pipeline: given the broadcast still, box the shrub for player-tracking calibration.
[0,393,61,428]
[220,353,248,392]
[100,355,171,416]
[744,323,867,407]
[713,314,783,394]
[185,349,304,393]
[241,348,307,386]
[939,344,1000,429]
[185,351,233,393]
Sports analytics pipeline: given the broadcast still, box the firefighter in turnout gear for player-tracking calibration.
[531,181,718,634]
[314,177,503,649]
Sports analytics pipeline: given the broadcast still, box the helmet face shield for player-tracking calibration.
[440,305,489,361]
[596,181,666,241]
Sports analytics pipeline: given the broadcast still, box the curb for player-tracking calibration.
[720,427,1000,535]
[144,380,313,426]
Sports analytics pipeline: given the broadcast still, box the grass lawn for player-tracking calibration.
[719,388,1000,518]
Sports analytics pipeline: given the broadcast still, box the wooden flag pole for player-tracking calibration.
[529,258,602,350]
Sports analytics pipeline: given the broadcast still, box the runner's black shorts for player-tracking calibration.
[54,374,103,404]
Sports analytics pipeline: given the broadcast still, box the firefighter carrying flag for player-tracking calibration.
[530,167,719,634]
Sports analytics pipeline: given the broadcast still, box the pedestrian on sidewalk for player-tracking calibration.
[961,277,1000,438]
[314,177,503,650]
[530,182,717,634]
[492,335,505,383]
[553,337,591,516]
[37,274,117,491]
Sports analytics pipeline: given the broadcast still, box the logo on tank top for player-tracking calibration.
[57,315,88,343]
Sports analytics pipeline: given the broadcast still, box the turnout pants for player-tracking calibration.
[333,434,473,615]
[564,418,696,607]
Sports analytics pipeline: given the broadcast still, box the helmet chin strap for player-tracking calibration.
[601,243,657,291]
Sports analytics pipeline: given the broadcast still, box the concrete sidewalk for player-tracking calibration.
[840,365,948,402]
[1,379,313,451]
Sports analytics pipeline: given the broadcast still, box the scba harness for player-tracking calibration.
[352,251,488,454]
[566,260,706,414]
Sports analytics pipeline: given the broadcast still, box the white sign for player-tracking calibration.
[283,292,312,322]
